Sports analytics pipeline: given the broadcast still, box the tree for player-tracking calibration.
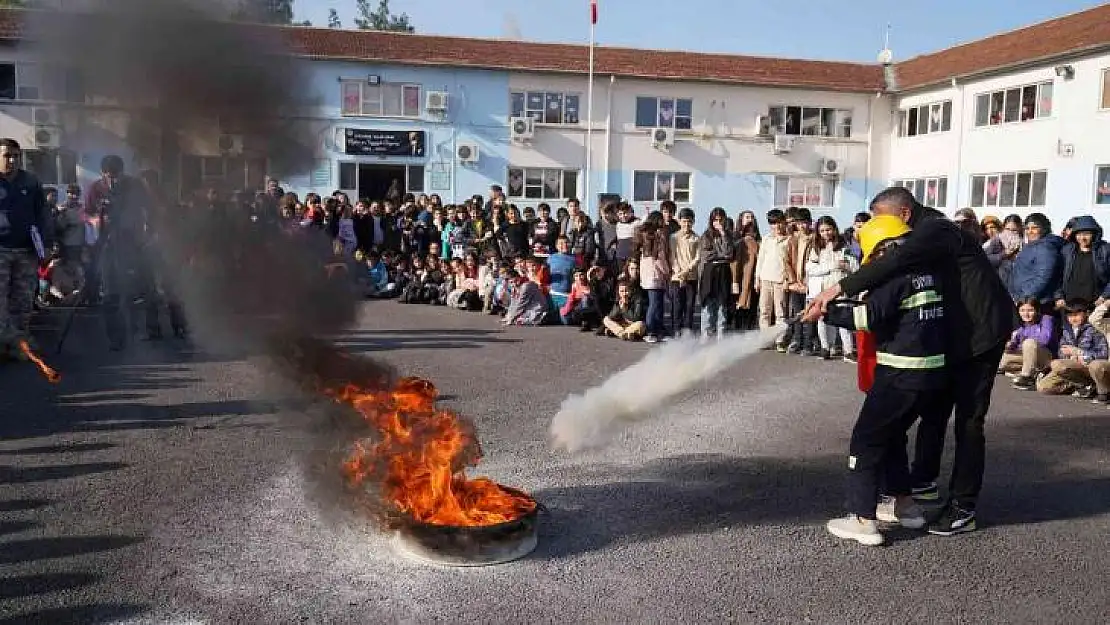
[327,8,341,28]
[235,0,294,25]
[354,0,414,33]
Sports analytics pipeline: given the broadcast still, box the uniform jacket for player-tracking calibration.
[826,270,948,390]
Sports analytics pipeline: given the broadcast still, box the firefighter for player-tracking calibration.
[819,215,951,546]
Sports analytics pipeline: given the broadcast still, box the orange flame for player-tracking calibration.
[18,340,61,383]
[332,377,535,526]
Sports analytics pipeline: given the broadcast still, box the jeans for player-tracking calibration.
[645,288,666,337]
[701,298,728,338]
[817,317,853,352]
[669,281,697,334]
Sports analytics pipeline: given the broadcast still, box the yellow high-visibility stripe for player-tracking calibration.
[900,290,942,310]
[853,305,868,331]
[876,352,946,369]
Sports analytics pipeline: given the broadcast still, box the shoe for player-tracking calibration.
[802,346,818,357]
[1073,384,1097,400]
[830,347,844,360]
[843,352,857,363]
[819,349,831,360]
[1093,393,1109,405]
[826,514,884,546]
[579,324,592,333]
[927,503,977,536]
[775,342,788,353]
[875,496,927,529]
[787,343,802,354]
[1011,375,1035,391]
[1004,371,1020,379]
[644,335,659,344]
[910,481,939,502]
[594,328,607,337]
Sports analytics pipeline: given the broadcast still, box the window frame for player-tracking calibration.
[334,162,425,198]
[1095,165,1110,206]
[506,166,580,201]
[23,148,78,187]
[509,90,582,125]
[772,175,837,209]
[631,170,692,204]
[890,177,948,208]
[767,104,853,138]
[339,80,422,119]
[179,154,268,199]
[633,96,694,130]
[973,81,1054,127]
[896,100,953,137]
[968,170,1048,208]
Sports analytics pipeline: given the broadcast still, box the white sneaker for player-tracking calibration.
[875,496,927,529]
[826,514,884,546]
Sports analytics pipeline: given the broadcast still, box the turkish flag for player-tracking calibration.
[591,0,598,24]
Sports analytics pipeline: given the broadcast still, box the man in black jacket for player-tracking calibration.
[0,138,51,359]
[805,186,1017,535]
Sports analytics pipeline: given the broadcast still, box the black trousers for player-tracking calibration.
[911,343,1006,511]
[848,381,950,519]
[669,280,697,333]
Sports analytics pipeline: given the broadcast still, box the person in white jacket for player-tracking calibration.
[806,216,859,360]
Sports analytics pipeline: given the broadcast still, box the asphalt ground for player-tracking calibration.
[2,302,1109,624]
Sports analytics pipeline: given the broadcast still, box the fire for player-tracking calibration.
[18,340,61,383]
[333,376,536,527]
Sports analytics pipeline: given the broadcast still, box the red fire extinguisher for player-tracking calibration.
[856,330,877,392]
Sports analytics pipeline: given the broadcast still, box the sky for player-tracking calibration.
[295,0,1108,63]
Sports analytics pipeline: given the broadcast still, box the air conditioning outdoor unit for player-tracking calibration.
[820,157,844,177]
[217,134,244,154]
[772,134,795,154]
[456,142,480,164]
[651,127,675,149]
[31,125,61,149]
[510,116,534,141]
[756,115,772,136]
[425,91,449,112]
[31,106,57,126]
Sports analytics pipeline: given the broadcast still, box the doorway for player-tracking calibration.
[358,164,407,202]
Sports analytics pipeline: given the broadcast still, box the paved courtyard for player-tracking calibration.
[2,302,1109,624]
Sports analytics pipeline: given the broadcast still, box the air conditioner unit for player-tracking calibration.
[820,157,844,177]
[425,91,448,112]
[510,116,534,141]
[217,134,244,154]
[456,142,479,164]
[30,125,61,149]
[651,127,675,149]
[31,106,57,126]
[772,134,795,154]
[756,115,772,136]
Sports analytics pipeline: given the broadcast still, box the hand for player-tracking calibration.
[802,284,842,322]
[1060,345,1074,357]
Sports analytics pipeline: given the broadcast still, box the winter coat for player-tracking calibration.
[806,244,857,298]
[840,205,1017,362]
[735,235,759,309]
[697,231,737,307]
[1059,322,1109,363]
[635,228,671,290]
[1006,315,1056,352]
[1009,234,1065,304]
[1055,215,1110,301]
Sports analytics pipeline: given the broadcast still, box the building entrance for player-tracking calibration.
[358,164,407,202]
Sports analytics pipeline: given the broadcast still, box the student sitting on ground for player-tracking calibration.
[601,279,646,341]
[1036,299,1110,401]
[561,267,601,331]
[1003,296,1056,390]
[502,273,549,326]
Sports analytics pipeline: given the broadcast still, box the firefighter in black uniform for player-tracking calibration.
[819,215,951,546]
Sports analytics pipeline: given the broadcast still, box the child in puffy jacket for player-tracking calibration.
[1035,298,1110,400]
[1003,297,1056,390]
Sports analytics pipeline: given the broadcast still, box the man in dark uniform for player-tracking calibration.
[806,186,1017,535]
[0,138,51,360]
[85,154,158,350]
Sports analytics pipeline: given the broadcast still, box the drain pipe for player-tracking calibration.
[952,76,966,211]
[602,74,615,204]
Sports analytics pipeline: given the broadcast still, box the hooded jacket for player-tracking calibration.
[1054,215,1110,301]
[1009,233,1065,304]
[839,205,1016,361]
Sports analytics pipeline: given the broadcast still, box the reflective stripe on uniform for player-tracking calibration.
[900,290,942,310]
[853,305,868,331]
[876,352,946,369]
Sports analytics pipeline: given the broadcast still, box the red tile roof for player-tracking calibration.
[894,3,1110,91]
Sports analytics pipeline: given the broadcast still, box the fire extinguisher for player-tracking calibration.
[856,330,877,393]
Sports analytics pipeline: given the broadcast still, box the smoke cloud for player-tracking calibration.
[550,328,783,453]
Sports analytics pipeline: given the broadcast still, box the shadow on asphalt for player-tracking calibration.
[0,499,51,513]
[0,603,148,625]
[0,535,145,565]
[335,327,522,354]
[0,572,102,600]
[0,442,118,455]
[0,462,129,484]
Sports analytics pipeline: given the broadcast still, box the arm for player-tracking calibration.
[823,280,903,333]
[839,218,962,297]
[1081,328,1109,363]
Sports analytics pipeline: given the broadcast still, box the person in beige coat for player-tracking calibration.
[733,210,760,331]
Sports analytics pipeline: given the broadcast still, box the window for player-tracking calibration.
[767,105,852,138]
[23,149,77,186]
[897,101,952,137]
[634,97,693,129]
[974,81,1053,126]
[340,80,421,118]
[506,167,579,200]
[969,171,1048,208]
[890,177,948,208]
[1101,69,1110,110]
[773,176,837,208]
[334,163,424,196]
[510,91,580,124]
[179,154,268,197]
[1096,166,1110,205]
[632,171,691,203]
[0,62,85,102]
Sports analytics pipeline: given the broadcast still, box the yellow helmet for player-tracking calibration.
[858,215,910,263]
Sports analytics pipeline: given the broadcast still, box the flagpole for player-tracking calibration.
[585,0,596,215]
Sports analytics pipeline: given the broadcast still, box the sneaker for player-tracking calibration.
[787,343,802,354]
[875,496,927,529]
[829,347,843,360]
[927,503,977,536]
[842,352,857,363]
[1004,371,1020,379]
[1011,375,1035,391]
[819,349,831,360]
[825,514,884,546]
[1073,384,1097,400]
[644,335,659,344]
[775,342,788,353]
[1093,393,1109,405]
[910,481,939,502]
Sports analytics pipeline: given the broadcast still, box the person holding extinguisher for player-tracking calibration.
[805,187,1017,536]
[820,215,951,546]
